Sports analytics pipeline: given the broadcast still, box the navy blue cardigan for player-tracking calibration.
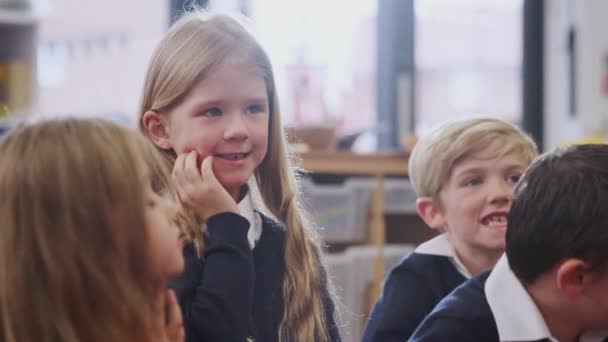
[169,212,341,342]
[409,271,500,342]
[362,253,467,342]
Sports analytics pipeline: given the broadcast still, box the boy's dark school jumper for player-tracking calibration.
[362,237,467,342]
[170,212,341,342]
[408,271,498,342]
[410,256,608,342]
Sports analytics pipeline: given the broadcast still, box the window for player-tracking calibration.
[415,0,523,134]
[243,0,378,136]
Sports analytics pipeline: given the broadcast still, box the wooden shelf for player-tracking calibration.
[297,151,409,176]
[0,9,37,25]
[297,150,410,315]
[0,2,47,26]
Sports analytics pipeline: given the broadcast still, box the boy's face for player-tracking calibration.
[436,146,528,256]
[582,269,608,329]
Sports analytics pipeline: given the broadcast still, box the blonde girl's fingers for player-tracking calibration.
[177,152,188,170]
[171,155,186,189]
[173,156,197,203]
[172,154,186,181]
[200,156,218,184]
[183,150,200,183]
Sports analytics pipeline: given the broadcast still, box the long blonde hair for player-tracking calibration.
[138,12,333,341]
[0,118,165,342]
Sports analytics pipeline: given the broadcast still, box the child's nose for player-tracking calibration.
[223,115,249,141]
[489,180,512,204]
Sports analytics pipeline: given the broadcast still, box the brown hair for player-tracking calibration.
[138,12,334,341]
[0,118,165,342]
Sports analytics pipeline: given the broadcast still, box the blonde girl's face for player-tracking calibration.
[143,178,184,282]
[164,60,270,197]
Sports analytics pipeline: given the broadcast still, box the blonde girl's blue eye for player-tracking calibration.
[202,108,222,117]
[246,104,264,115]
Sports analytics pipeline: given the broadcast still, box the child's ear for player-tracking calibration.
[416,197,447,231]
[142,111,173,150]
[556,259,588,298]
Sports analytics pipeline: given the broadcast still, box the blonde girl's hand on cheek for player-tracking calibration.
[172,151,239,222]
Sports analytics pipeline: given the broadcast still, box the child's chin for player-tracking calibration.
[483,239,506,252]
[219,178,249,191]
[167,264,185,279]
[481,223,508,233]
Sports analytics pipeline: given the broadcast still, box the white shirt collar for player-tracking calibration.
[486,256,608,342]
[201,178,268,249]
[415,233,472,279]
[237,188,263,250]
[485,255,557,341]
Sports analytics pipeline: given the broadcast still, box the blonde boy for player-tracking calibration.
[411,144,608,342]
[363,118,538,342]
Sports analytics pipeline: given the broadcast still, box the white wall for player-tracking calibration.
[544,0,582,149]
[544,0,608,149]
[35,0,168,121]
[576,0,608,134]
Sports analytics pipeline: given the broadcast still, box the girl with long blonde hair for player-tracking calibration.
[140,11,340,342]
[0,118,185,342]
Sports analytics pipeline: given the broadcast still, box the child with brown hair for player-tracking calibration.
[0,118,185,342]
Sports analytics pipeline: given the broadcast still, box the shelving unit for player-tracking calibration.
[297,151,410,316]
[0,7,40,25]
[0,2,44,118]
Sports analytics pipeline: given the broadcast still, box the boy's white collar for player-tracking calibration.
[415,233,472,279]
[485,255,557,341]
[485,255,608,342]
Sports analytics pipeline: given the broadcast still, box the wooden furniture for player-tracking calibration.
[297,151,409,315]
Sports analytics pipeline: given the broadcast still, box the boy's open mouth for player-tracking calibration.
[481,213,508,227]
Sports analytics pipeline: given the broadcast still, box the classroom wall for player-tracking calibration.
[34,0,167,121]
[544,0,608,148]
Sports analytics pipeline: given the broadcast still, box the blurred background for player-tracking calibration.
[2,0,535,146]
[2,0,608,340]
[3,0,606,149]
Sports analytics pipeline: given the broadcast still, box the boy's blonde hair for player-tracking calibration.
[0,118,169,342]
[137,12,333,342]
[409,117,538,199]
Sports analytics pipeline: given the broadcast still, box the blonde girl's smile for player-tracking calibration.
[144,59,270,198]
[214,151,252,166]
[216,152,250,161]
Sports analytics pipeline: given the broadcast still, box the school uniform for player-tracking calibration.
[409,255,608,342]
[362,234,469,342]
[170,190,341,342]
